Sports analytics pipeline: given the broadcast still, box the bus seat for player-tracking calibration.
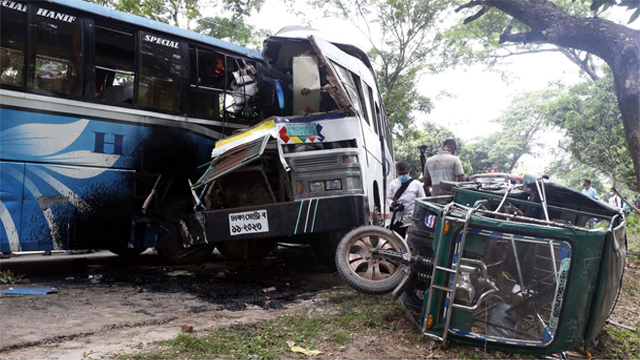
[103,85,124,103]
[122,82,134,103]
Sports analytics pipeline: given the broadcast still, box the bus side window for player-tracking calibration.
[374,102,381,136]
[330,61,363,116]
[363,83,378,134]
[138,31,182,111]
[27,5,83,96]
[1,1,26,86]
[351,73,370,126]
[187,47,224,119]
[94,24,135,104]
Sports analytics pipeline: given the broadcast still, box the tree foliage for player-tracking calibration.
[85,0,265,45]
[488,89,554,171]
[453,0,640,193]
[195,17,268,48]
[445,0,603,80]
[545,156,609,196]
[394,121,455,176]
[306,0,449,136]
[547,70,638,191]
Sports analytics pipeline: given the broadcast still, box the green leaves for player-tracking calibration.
[85,0,264,29]
[195,17,267,48]
[546,69,638,191]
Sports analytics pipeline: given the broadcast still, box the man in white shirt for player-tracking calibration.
[423,139,466,196]
[387,162,426,237]
[607,190,623,209]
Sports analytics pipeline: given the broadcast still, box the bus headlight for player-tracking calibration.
[346,176,362,191]
[342,155,358,164]
[309,181,325,192]
[325,179,342,190]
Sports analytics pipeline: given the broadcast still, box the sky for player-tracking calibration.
[232,0,639,174]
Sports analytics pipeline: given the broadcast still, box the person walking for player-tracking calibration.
[581,179,598,229]
[423,139,466,196]
[387,162,425,238]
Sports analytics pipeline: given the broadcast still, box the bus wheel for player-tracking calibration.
[156,224,215,264]
[108,248,147,257]
[372,206,384,226]
[311,232,343,271]
[335,225,408,295]
[216,240,276,262]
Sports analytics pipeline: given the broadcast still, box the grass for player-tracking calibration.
[626,214,640,261]
[117,218,640,360]
[117,293,406,360]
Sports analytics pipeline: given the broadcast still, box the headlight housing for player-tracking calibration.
[325,179,342,190]
[342,155,358,164]
[309,181,325,193]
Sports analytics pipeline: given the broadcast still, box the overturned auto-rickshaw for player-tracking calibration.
[335,176,626,354]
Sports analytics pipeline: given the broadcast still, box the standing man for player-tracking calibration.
[423,139,466,196]
[607,189,623,209]
[581,179,598,228]
[387,162,425,238]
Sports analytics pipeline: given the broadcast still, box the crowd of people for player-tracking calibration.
[387,139,465,237]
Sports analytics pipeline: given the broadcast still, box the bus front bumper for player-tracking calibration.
[199,194,369,242]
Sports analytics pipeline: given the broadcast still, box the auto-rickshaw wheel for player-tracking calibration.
[335,225,408,295]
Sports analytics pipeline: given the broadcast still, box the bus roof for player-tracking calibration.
[47,0,263,61]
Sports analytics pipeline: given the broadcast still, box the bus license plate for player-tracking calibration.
[229,210,269,236]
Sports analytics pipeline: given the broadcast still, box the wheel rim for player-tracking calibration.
[345,233,402,281]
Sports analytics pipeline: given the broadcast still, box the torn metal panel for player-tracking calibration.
[192,134,271,189]
[307,35,356,116]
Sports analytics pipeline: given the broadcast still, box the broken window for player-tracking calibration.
[27,5,83,96]
[94,24,136,104]
[187,47,225,119]
[1,1,26,86]
[330,61,364,117]
[138,31,182,111]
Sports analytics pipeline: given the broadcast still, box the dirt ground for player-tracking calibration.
[0,247,343,360]
[1,239,638,360]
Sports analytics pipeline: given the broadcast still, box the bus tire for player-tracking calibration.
[156,224,215,264]
[335,225,407,295]
[216,240,276,262]
[372,206,384,226]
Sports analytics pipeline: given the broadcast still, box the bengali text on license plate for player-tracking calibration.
[229,210,269,236]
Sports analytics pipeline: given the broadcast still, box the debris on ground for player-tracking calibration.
[166,270,194,277]
[287,341,323,356]
[262,286,276,293]
[0,286,58,295]
[181,325,194,333]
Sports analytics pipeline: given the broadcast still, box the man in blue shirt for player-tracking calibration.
[581,179,598,228]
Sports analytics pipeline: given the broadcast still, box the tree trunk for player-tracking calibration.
[472,0,640,186]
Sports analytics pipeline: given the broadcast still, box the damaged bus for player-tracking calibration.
[184,26,395,266]
[0,0,263,262]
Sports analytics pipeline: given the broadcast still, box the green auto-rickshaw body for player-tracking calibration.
[399,180,626,354]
